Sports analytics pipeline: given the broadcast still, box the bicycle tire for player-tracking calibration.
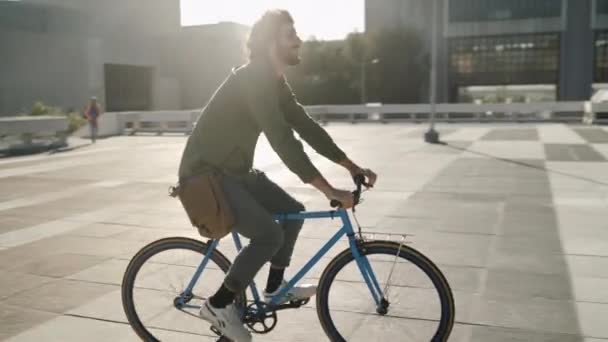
[316,240,455,342]
[121,237,246,341]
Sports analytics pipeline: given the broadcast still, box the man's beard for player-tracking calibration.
[279,46,301,66]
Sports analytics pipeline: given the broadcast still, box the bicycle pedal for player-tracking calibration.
[291,298,310,306]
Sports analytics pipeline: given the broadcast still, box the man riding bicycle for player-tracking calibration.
[178,9,377,341]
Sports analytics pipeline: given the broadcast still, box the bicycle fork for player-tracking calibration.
[350,240,389,314]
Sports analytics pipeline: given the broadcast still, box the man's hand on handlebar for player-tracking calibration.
[309,162,378,209]
[328,188,355,209]
[339,158,377,188]
[351,167,377,188]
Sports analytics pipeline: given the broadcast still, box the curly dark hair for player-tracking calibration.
[247,9,294,61]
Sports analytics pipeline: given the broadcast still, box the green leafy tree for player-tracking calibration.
[286,29,429,105]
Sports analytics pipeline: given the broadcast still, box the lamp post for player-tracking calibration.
[424,0,440,144]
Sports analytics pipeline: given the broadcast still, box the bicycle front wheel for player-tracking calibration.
[121,237,246,341]
[317,240,455,342]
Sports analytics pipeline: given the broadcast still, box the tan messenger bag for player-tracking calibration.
[170,174,235,239]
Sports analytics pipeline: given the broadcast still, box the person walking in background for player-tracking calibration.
[84,96,102,143]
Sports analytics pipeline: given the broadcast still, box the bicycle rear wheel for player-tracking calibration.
[121,237,246,341]
[316,240,455,342]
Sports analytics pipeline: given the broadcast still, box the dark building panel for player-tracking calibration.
[595,30,608,82]
[559,0,593,100]
[449,34,560,87]
[598,0,608,14]
[449,0,561,23]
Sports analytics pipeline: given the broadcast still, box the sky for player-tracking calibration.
[180,0,365,41]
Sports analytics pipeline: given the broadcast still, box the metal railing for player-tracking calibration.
[73,101,605,138]
[306,102,585,123]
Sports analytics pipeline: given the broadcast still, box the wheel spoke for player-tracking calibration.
[121,237,247,341]
[316,242,455,342]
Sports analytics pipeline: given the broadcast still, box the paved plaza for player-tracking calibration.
[1,123,608,341]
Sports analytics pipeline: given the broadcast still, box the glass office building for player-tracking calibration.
[367,0,608,102]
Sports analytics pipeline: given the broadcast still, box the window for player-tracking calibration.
[104,64,153,111]
[596,31,608,83]
[449,0,561,23]
[449,34,560,86]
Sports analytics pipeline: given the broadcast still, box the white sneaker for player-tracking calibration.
[263,280,317,305]
[199,300,252,342]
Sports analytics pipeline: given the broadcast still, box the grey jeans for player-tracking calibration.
[221,170,305,292]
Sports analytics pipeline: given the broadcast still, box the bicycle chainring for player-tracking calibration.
[243,302,277,334]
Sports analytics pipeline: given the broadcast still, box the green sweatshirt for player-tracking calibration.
[178,59,346,183]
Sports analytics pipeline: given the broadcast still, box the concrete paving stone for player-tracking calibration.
[3,315,133,342]
[65,222,133,238]
[552,192,608,207]
[65,258,129,285]
[468,325,586,342]
[0,214,52,235]
[560,233,608,257]
[592,144,608,159]
[407,190,506,203]
[0,203,84,221]
[4,278,117,313]
[571,276,608,304]
[0,303,58,340]
[109,226,199,245]
[376,216,499,235]
[470,296,581,335]
[500,212,559,235]
[566,255,608,279]
[107,212,193,230]
[37,235,143,258]
[481,128,539,141]
[576,302,608,338]
[487,250,571,276]
[467,141,546,160]
[6,253,109,278]
[390,199,502,219]
[0,270,55,299]
[493,234,564,254]
[0,236,141,271]
[482,269,574,301]
[546,161,608,183]
[545,144,607,162]
[66,289,128,323]
[419,140,473,154]
[424,181,549,197]
[573,128,608,143]
[556,207,608,231]
[440,127,491,141]
[538,125,587,144]
[0,176,92,202]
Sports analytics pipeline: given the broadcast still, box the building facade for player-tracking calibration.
[0,0,248,116]
[367,0,608,103]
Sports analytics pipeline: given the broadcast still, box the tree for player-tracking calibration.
[286,28,429,105]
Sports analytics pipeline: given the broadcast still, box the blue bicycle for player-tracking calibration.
[122,176,455,341]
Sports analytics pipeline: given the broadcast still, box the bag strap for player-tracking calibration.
[168,185,180,198]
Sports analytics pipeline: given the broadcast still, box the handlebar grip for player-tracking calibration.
[353,174,366,186]
[330,199,341,208]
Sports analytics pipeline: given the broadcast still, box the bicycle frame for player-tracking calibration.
[182,208,385,310]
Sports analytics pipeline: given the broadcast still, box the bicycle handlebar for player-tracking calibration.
[330,174,368,209]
